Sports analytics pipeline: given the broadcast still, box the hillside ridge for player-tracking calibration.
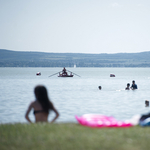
[1,49,150,67]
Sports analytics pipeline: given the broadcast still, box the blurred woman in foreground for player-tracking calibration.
[25,85,59,123]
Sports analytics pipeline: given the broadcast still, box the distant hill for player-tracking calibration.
[1,49,150,67]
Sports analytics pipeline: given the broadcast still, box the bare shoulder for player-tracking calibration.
[31,100,43,109]
[29,101,36,107]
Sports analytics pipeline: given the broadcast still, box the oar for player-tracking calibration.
[67,70,81,77]
[49,71,61,77]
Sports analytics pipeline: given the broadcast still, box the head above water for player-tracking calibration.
[127,83,130,87]
[132,80,135,84]
[98,86,102,90]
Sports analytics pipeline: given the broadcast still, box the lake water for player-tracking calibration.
[0,67,150,124]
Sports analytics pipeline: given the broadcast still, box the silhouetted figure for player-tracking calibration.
[62,67,67,75]
[131,80,138,90]
[145,100,149,107]
[125,83,130,90]
[98,86,102,90]
[25,85,59,123]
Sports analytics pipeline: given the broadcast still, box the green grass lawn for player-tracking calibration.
[0,123,150,150]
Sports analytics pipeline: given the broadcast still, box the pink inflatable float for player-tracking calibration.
[75,114,133,128]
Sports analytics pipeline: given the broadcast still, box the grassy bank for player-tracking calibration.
[0,123,150,150]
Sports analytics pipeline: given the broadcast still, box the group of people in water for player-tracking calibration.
[98,80,138,90]
[125,80,138,90]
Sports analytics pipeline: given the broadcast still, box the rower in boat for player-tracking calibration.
[62,67,68,76]
[49,68,80,77]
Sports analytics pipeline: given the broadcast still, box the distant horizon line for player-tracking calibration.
[1,48,150,55]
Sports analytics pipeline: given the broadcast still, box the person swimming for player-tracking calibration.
[25,85,59,123]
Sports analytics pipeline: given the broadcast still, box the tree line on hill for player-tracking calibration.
[0,49,150,67]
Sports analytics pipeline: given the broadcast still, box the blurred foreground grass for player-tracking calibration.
[0,123,150,150]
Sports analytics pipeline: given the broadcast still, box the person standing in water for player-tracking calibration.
[131,80,138,90]
[25,85,59,123]
[125,83,130,90]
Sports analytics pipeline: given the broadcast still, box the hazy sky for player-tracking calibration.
[0,0,150,54]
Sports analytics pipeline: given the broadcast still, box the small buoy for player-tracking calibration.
[36,72,41,76]
[145,100,149,107]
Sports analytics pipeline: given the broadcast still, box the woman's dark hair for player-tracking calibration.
[34,85,54,113]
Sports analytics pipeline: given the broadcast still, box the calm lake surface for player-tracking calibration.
[0,67,150,124]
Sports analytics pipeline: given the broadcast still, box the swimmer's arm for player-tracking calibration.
[50,107,59,123]
[25,102,33,123]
